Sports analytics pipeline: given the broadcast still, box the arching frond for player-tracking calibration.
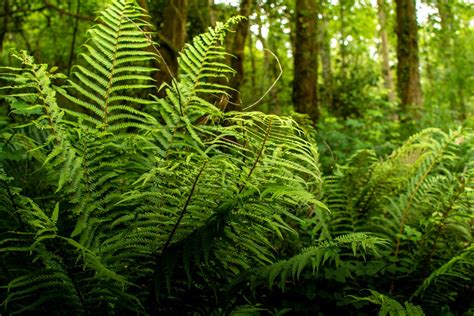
[63,0,159,131]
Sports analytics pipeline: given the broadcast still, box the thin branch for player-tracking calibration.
[0,6,47,18]
[239,118,273,194]
[43,1,95,21]
[124,16,176,88]
[243,49,283,111]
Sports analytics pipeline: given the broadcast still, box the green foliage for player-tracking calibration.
[0,1,472,315]
[63,0,159,131]
[225,128,472,315]
[318,128,474,314]
[351,289,425,316]
[317,108,401,173]
[0,1,325,314]
[256,233,389,289]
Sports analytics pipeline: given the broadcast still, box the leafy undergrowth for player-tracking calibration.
[0,1,472,315]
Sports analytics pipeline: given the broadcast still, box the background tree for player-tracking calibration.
[293,0,319,124]
[227,0,252,111]
[154,0,189,89]
[0,0,473,314]
[318,0,334,110]
[377,0,396,102]
[395,0,423,119]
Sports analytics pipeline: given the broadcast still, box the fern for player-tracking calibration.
[257,233,389,290]
[0,2,326,313]
[62,0,158,131]
[1,0,471,314]
[322,128,473,313]
[350,289,425,316]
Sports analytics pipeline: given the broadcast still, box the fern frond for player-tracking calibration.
[258,233,388,289]
[63,0,158,131]
[350,289,425,316]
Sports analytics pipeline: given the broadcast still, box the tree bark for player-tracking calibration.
[0,0,9,52]
[67,0,81,75]
[395,0,423,118]
[436,0,466,120]
[209,0,216,27]
[339,0,347,79]
[227,0,252,111]
[190,0,215,34]
[293,0,319,124]
[255,6,270,103]
[248,31,257,92]
[155,0,188,91]
[319,0,333,109]
[377,0,395,102]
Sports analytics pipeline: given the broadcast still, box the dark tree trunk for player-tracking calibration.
[67,0,81,75]
[377,0,395,102]
[395,0,423,118]
[155,0,188,91]
[189,0,215,35]
[0,0,9,52]
[293,0,319,124]
[227,0,252,111]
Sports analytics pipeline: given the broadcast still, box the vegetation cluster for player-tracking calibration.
[0,0,472,315]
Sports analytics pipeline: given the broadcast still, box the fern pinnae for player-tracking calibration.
[393,130,463,257]
[161,160,209,253]
[64,0,158,131]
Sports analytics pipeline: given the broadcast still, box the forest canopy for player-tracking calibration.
[0,0,472,315]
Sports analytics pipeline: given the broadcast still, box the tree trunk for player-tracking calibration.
[209,0,216,27]
[248,31,257,92]
[190,0,215,34]
[395,0,423,118]
[67,0,81,75]
[319,0,333,109]
[293,0,319,124]
[255,6,270,105]
[227,0,252,111]
[339,0,347,79]
[377,0,395,102]
[155,0,188,90]
[436,0,466,120]
[0,0,9,52]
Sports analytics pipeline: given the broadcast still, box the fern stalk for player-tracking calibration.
[238,118,273,194]
[161,160,208,253]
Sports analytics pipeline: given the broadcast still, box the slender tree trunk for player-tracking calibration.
[422,29,434,101]
[437,0,452,45]
[227,0,252,111]
[268,27,282,113]
[319,0,333,109]
[67,0,81,75]
[191,0,215,33]
[0,0,9,52]
[255,6,270,104]
[209,0,216,27]
[437,0,466,120]
[395,0,423,118]
[339,0,347,79]
[377,0,395,102]
[155,0,188,90]
[293,0,319,124]
[248,32,257,92]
